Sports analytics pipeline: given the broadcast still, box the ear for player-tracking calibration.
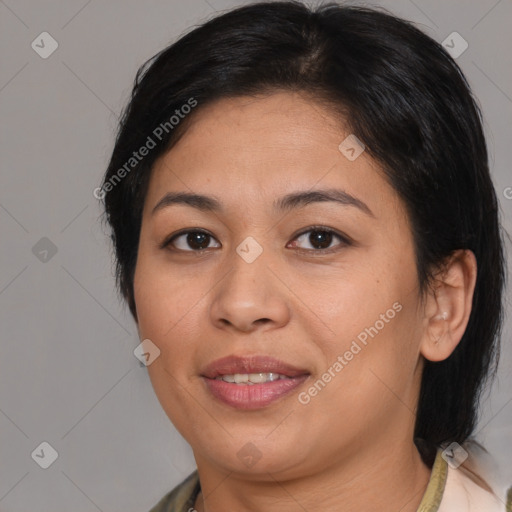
[420,249,477,362]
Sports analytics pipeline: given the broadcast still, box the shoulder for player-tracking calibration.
[435,440,511,512]
[439,462,507,511]
[148,471,200,512]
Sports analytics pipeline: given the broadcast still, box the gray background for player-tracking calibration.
[0,0,510,510]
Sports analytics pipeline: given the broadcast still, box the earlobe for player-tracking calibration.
[420,250,477,362]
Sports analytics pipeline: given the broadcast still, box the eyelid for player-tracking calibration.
[160,228,216,250]
[290,225,351,242]
[162,225,352,253]
[288,225,352,253]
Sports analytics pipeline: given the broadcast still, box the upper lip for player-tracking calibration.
[201,355,309,379]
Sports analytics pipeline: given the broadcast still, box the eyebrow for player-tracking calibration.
[151,188,374,217]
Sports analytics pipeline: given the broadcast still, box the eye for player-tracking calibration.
[162,226,351,254]
[288,226,351,253]
[163,229,220,252]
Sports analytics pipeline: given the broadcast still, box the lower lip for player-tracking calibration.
[203,376,309,410]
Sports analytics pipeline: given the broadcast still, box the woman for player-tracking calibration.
[99,2,510,510]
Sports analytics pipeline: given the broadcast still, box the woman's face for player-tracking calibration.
[134,91,426,478]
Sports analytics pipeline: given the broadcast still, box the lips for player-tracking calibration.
[201,355,308,379]
[201,355,310,410]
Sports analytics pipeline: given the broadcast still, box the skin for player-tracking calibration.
[133,91,477,512]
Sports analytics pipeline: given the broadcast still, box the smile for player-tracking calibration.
[201,355,310,409]
[215,372,291,384]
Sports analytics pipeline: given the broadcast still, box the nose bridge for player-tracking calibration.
[209,235,290,331]
[222,236,270,303]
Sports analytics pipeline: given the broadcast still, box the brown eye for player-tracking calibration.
[307,230,334,249]
[166,230,220,251]
[289,227,350,252]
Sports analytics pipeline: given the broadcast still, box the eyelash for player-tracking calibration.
[161,225,352,255]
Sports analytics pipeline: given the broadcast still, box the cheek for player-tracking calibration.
[135,247,195,322]
[297,264,401,347]
[133,256,208,431]
[133,252,208,369]
[300,263,421,399]
[313,299,422,419]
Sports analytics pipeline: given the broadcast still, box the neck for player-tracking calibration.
[193,440,432,512]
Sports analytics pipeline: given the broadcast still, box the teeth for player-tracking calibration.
[215,372,289,384]
[234,373,249,384]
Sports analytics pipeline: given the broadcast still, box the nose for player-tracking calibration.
[209,247,291,334]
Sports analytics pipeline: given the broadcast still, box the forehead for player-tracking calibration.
[144,92,402,219]
[171,92,346,159]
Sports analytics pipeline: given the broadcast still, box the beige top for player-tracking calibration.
[149,448,512,512]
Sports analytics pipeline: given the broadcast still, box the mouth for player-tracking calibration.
[214,372,293,384]
[201,355,310,410]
